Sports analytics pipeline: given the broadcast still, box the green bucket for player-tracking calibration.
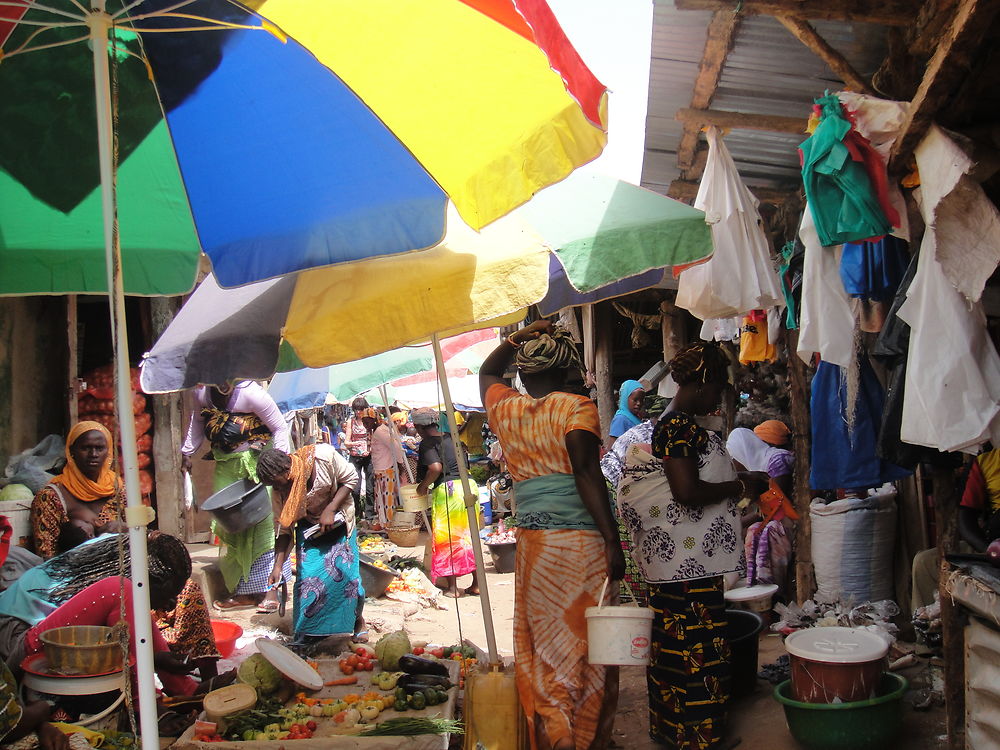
[774,672,908,750]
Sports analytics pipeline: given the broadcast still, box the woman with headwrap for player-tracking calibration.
[181,380,291,613]
[29,422,221,678]
[0,534,232,714]
[617,342,767,749]
[411,408,479,598]
[609,379,645,443]
[480,319,624,750]
[259,444,364,651]
[361,408,403,529]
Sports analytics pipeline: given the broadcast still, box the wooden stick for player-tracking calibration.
[932,467,964,750]
[775,15,876,95]
[674,0,915,25]
[675,107,807,134]
[784,330,816,603]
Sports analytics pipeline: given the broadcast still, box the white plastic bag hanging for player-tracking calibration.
[675,127,784,320]
[183,470,195,511]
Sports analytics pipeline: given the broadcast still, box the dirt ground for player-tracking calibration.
[193,537,948,749]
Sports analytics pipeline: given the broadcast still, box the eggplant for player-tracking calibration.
[399,654,450,677]
[397,673,453,693]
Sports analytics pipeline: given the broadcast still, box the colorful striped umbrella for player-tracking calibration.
[0,0,608,293]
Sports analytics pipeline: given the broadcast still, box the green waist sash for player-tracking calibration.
[512,473,596,530]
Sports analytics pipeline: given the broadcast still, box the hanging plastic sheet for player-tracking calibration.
[796,206,855,368]
[840,235,909,301]
[675,127,784,320]
[800,94,894,247]
[810,359,911,490]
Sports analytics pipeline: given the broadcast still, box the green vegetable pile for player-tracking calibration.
[360,718,464,736]
[237,653,283,695]
[374,630,411,671]
[221,697,290,741]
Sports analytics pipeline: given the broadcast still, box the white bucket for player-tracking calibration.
[0,498,32,546]
[585,578,654,666]
[399,484,429,512]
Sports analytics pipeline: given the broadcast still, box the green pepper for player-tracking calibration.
[394,687,407,701]
[408,692,427,711]
[436,689,449,704]
[394,699,408,712]
[422,688,438,706]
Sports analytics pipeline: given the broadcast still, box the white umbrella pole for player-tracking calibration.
[431,334,499,664]
[89,7,160,749]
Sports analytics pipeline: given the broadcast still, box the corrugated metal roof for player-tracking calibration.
[641,0,889,195]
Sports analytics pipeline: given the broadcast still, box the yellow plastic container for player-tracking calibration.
[463,667,523,750]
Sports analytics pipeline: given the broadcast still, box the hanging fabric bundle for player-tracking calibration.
[611,301,662,348]
[800,93,896,247]
[738,311,777,365]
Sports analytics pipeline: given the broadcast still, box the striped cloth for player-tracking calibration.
[234,551,292,596]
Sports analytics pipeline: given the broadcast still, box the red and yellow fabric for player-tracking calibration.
[961,449,1000,512]
[483,383,600,482]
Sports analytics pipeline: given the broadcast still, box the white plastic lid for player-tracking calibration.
[255,638,324,690]
[784,626,889,664]
[723,583,779,602]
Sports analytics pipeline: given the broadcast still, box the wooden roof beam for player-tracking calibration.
[775,15,877,95]
[674,0,916,25]
[667,179,796,204]
[676,108,806,134]
[889,0,1000,172]
[677,10,741,176]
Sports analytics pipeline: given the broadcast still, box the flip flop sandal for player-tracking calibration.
[213,598,256,611]
[256,600,279,614]
[352,630,370,644]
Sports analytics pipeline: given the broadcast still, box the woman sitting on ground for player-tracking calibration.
[28,421,220,678]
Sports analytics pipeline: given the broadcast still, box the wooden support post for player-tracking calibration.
[889,0,1000,172]
[673,0,916,25]
[149,297,186,539]
[676,108,807,134]
[676,10,741,178]
[775,16,876,94]
[933,467,965,750]
[785,330,815,603]
[67,295,78,427]
[660,300,684,366]
[594,305,615,446]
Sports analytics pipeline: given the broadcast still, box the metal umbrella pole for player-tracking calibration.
[88,5,159,749]
[431,334,499,664]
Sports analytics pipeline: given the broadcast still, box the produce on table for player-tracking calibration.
[385,567,427,595]
[483,520,515,545]
[398,654,450,677]
[236,653,282,695]
[359,535,388,554]
[374,630,411,670]
[360,718,464,736]
[371,670,404,690]
[988,539,1000,566]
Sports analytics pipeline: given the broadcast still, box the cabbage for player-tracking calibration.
[237,653,282,694]
[374,630,411,671]
[0,484,32,504]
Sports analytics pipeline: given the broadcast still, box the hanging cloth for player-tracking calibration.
[799,94,892,247]
[809,359,911,491]
[778,239,804,330]
[839,235,909,301]
[738,311,777,365]
[675,127,784,320]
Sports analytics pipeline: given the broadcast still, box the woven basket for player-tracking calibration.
[39,626,123,675]
[387,525,421,548]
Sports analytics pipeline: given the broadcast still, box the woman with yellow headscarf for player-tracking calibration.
[29,421,127,558]
[28,421,223,679]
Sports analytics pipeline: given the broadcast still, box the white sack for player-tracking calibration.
[675,127,783,320]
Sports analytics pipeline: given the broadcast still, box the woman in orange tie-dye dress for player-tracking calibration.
[480,321,625,750]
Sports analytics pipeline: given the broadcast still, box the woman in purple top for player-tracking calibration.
[181,380,292,612]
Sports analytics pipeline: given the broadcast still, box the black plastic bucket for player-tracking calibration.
[199,478,271,533]
[487,542,516,573]
[727,608,764,699]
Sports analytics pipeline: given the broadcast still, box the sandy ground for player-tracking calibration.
[193,538,947,749]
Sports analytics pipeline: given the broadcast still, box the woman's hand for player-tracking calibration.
[509,319,553,346]
[318,506,339,533]
[267,566,283,590]
[154,650,193,675]
[96,520,128,534]
[37,723,69,750]
[415,481,430,497]
[738,471,770,498]
[605,540,626,582]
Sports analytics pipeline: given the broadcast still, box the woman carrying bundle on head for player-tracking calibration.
[480,320,624,750]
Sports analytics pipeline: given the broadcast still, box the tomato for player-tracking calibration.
[346,654,360,668]
[341,664,355,675]
[305,721,317,731]
[290,724,304,734]
[412,646,424,656]
[430,647,445,658]
[359,660,372,671]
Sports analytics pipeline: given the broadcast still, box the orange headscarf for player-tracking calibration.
[51,421,119,502]
[754,420,791,447]
[277,444,316,530]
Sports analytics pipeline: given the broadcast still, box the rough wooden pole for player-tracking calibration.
[660,299,684,365]
[67,295,78,427]
[594,304,615,446]
[784,330,816,603]
[933,467,965,750]
[775,16,876,94]
[149,297,186,539]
